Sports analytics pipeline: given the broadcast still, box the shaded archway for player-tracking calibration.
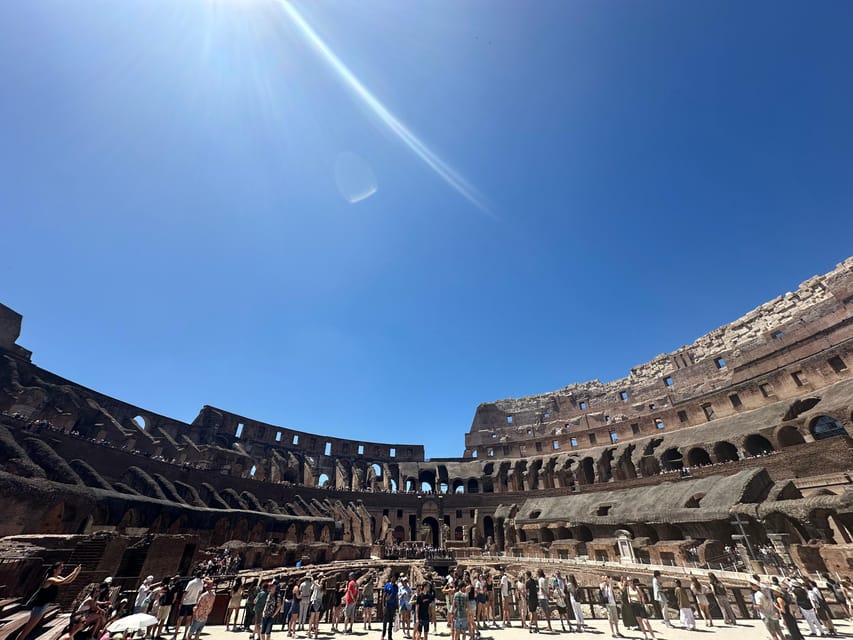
[744,434,774,456]
[777,425,806,447]
[661,448,683,471]
[483,516,495,544]
[578,457,595,485]
[454,526,463,541]
[452,479,465,494]
[810,415,846,440]
[421,517,439,546]
[713,441,739,462]
[686,447,712,467]
[467,478,480,493]
[393,525,405,542]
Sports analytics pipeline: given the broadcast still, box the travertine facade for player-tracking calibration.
[1,257,852,596]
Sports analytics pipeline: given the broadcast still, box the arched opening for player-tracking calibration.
[783,397,822,420]
[483,516,495,543]
[393,525,405,542]
[467,478,479,494]
[810,415,846,440]
[578,457,595,484]
[317,473,330,488]
[421,517,439,546]
[453,479,465,494]
[405,478,416,492]
[418,470,436,493]
[454,526,463,541]
[714,441,739,463]
[132,415,148,430]
[389,478,398,492]
[574,525,593,542]
[777,425,806,447]
[249,465,257,478]
[686,447,712,467]
[744,434,774,456]
[661,448,683,471]
[371,463,383,479]
[438,481,449,494]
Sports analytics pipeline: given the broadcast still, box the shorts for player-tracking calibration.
[764,618,781,634]
[189,619,206,634]
[630,602,645,619]
[345,603,357,618]
[179,604,195,617]
[401,603,412,612]
[363,599,374,608]
[311,603,323,613]
[538,598,549,613]
[261,616,275,634]
[606,604,618,624]
[454,617,468,631]
[468,601,476,613]
[157,605,172,622]
[417,619,429,632]
[30,605,50,618]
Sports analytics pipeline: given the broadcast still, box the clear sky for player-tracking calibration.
[2,0,852,459]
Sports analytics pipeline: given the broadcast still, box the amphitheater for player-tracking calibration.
[1,257,853,633]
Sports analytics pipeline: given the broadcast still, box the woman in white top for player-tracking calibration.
[689,577,712,626]
[567,575,585,632]
[308,579,325,638]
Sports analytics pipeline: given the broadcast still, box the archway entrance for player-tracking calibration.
[421,517,439,546]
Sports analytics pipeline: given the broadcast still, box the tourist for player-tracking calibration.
[708,573,736,625]
[331,581,344,633]
[525,571,539,633]
[842,579,853,621]
[466,581,477,640]
[619,577,636,631]
[175,571,204,640]
[673,579,695,631]
[363,571,377,630]
[226,577,245,631]
[426,575,438,633]
[599,575,623,638]
[773,583,803,640]
[566,574,584,632]
[515,574,528,628]
[451,581,468,640]
[791,578,826,636]
[262,582,282,640]
[550,575,568,632]
[64,586,106,640]
[626,578,655,640]
[751,578,783,640]
[499,568,511,627]
[252,581,270,640]
[298,575,312,631]
[189,579,216,640]
[18,562,81,640]
[308,577,324,638]
[535,569,552,632]
[286,583,301,638]
[155,576,179,638]
[689,576,712,626]
[343,572,358,633]
[652,571,672,628]
[807,578,836,635]
[443,576,456,631]
[413,582,433,640]
[134,576,157,614]
[399,576,413,638]
[382,574,399,640]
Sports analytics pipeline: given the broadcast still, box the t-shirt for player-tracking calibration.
[263,592,280,618]
[299,580,312,599]
[452,591,467,620]
[500,575,509,597]
[537,577,548,600]
[676,587,691,609]
[399,585,412,609]
[384,582,398,609]
[194,591,215,622]
[755,591,778,620]
[345,579,358,605]
[182,578,204,606]
[526,578,537,602]
[254,589,269,615]
[159,586,177,607]
[135,584,153,610]
[415,593,433,620]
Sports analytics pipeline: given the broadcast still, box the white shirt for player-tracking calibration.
[500,575,509,597]
[182,578,204,605]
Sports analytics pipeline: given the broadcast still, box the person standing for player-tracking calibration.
[774,584,803,640]
[751,579,784,640]
[652,571,673,628]
[363,572,377,631]
[298,575,312,631]
[525,571,539,633]
[175,572,205,640]
[626,579,655,640]
[599,576,623,638]
[382,576,399,640]
[399,576,413,638]
[708,573,736,625]
[308,578,324,638]
[189,579,216,640]
[690,577,713,627]
[674,580,695,631]
[499,569,511,627]
[155,576,179,638]
[19,562,81,640]
[135,576,157,614]
[566,574,584,632]
[413,582,433,640]
[225,577,245,631]
[451,582,468,640]
[343,572,359,634]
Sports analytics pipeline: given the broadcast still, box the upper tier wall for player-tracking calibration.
[465,257,853,457]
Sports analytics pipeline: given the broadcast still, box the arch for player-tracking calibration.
[777,425,806,447]
[317,473,330,488]
[393,525,405,542]
[713,441,739,463]
[574,525,593,542]
[421,517,439,546]
[405,477,417,492]
[418,469,436,493]
[783,397,822,421]
[810,415,846,440]
[454,526,463,541]
[686,447,711,467]
[467,478,479,493]
[661,447,683,471]
[483,515,495,543]
[744,434,774,456]
[131,415,149,430]
[578,457,595,485]
[453,479,465,494]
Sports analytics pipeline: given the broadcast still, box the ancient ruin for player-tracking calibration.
[1,257,852,599]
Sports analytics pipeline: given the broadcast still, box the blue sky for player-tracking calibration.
[2,0,852,459]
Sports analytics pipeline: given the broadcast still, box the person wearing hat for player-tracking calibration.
[189,580,216,640]
[773,583,803,640]
[134,576,158,614]
[750,579,783,640]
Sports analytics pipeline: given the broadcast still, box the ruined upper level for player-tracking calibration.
[465,257,853,458]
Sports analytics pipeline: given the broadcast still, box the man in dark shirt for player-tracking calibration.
[414,583,434,640]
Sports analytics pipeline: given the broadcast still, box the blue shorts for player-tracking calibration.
[189,619,206,634]
[261,616,275,634]
[30,605,50,618]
